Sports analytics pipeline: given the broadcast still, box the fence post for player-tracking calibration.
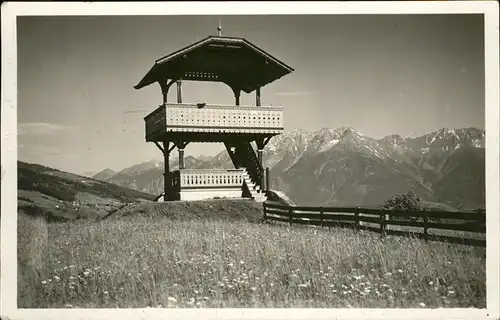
[320,206,324,228]
[288,208,293,227]
[263,202,267,222]
[380,212,386,237]
[423,214,428,242]
[355,207,360,230]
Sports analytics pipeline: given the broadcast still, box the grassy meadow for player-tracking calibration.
[18,200,486,309]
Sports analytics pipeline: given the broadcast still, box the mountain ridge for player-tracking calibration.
[91,127,485,210]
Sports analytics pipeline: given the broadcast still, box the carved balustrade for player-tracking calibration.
[170,169,246,192]
[145,103,284,140]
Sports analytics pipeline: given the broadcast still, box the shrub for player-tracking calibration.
[383,191,430,222]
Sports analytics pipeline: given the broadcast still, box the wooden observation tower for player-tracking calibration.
[135,27,294,202]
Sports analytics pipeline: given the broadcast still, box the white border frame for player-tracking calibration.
[1,2,499,320]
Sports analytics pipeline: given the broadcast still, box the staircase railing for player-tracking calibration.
[224,141,264,191]
[237,142,263,190]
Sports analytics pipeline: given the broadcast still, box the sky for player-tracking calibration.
[17,14,485,175]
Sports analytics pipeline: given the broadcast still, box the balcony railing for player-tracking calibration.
[144,103,284,140]
[171,169,246,192]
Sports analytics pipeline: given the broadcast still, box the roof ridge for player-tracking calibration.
[135,36,294,92]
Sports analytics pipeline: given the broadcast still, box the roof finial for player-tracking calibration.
[217,18,222,37]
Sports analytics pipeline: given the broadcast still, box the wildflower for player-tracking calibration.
[298,284,308,288]
[428,281,434,286]
[167,297,177,303]
[384,272,392,277]
[83,271,90,277]
[157,304,163,308]
[54,276,60,281]
[65,304,73,308]
[332,290,337,293]
[103,291,109,295]
[397,269,403,274]
[419,302,426,308]
[41,280,47,285]
[240,260,245,265]
[448,290,455,295]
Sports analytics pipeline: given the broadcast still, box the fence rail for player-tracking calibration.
[263,202,486,247]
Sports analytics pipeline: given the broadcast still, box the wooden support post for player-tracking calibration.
[256,87,261,106]
[263,202,267,222]
[177,80,182,103]
[158,78,176,105]
[288,208,293,227]
[163,141,170,201]
[423,215,429,242]
[355,207,360,229]
[265,167,270,192]
[178,148,185,169]
[235,93,240,106]
[320,206,324,228]
[380,212,386,237]
[257,149,264,190]
[233,87,241,106]
[257,149,263,168]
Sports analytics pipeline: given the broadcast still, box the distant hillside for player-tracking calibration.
[92,168,117,181]
[17,161,154,221]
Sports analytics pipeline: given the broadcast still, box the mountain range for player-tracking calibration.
[92,127,485,210]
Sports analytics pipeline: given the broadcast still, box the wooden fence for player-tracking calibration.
[263,202,486,247]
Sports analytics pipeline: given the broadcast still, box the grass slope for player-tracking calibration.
[17,161,155,221]
[18,200,485,308]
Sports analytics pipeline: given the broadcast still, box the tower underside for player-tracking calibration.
[147,102,280,202]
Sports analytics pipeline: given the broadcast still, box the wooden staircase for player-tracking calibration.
[224,142,267,202]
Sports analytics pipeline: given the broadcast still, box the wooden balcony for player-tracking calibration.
[144,103,284,142]
[170,169,246,201]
